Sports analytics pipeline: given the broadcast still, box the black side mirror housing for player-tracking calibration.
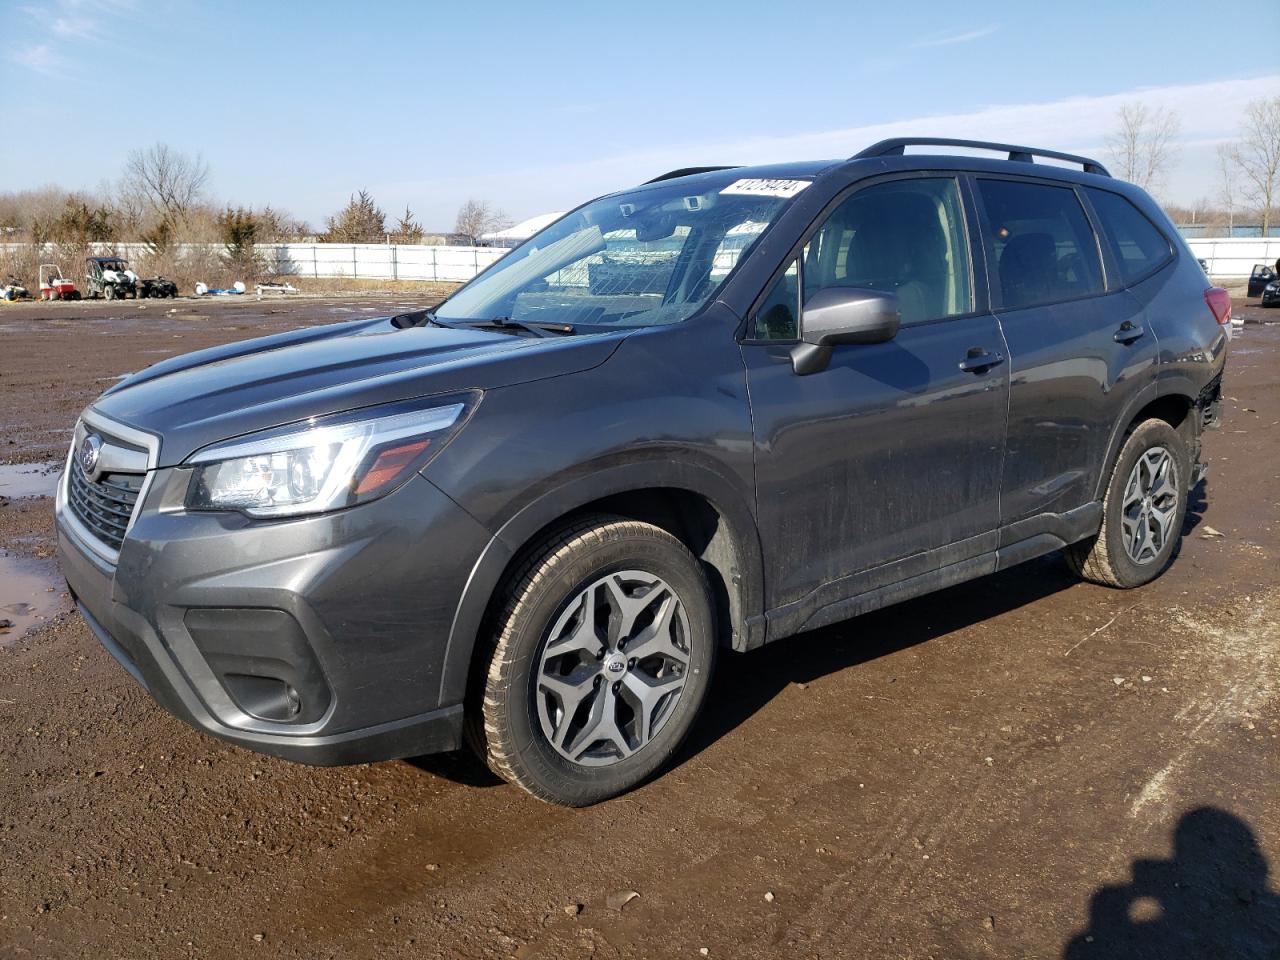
[791,287,901,375]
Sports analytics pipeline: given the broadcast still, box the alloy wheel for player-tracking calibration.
[1121,446,1179,564]
[535,570,691,767]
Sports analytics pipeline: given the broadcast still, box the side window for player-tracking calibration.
[751,259,798,340]
[804,177,973,326]
[1087,189,1172,285]
[977,179,1103,310]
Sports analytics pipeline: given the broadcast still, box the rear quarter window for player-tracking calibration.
[1087,189,1173,286]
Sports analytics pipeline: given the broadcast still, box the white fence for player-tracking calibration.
[259,243,508,282]
[1185,237,1280,280]
[0,241,509,284]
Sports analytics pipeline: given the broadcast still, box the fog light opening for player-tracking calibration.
[223,673,304,722]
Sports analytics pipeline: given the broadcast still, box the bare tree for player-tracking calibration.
[1216,143,1240,233]
[454,199,510,244]
[122,143,210,222]
[1228,96,1280,234]
[1105,103,1181,193]
[254,205,311,242]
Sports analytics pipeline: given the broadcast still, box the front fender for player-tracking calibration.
[436,455,765,706]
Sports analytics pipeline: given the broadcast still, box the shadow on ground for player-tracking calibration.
[1182,477,1209,536]
[677,549,1080,764]
[1063,807,1280,959]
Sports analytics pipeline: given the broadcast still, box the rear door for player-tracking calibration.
[973,176,1159,534]
[742,175,1009,615]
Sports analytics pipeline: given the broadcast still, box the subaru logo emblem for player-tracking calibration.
[79,434,103,478]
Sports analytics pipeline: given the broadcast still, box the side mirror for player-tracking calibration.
[791,287,901,375]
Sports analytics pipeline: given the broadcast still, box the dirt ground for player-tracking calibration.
[1,293,1277,960]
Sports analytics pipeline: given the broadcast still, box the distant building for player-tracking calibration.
[480,213,565,248]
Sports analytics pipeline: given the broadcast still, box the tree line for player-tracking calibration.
[0,143,511,287]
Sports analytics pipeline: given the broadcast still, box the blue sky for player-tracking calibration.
[1,0,1277,230]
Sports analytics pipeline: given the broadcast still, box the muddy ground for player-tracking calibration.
[1,294,1277,959]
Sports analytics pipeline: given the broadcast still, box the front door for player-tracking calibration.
[742,176,1008,619]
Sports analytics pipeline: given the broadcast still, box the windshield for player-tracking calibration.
[436,174,809,328]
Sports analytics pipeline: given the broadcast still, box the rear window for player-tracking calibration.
[1087,189,1172,285]
[977,179,1104,311]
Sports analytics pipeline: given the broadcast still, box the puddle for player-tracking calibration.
[0,460,62,500]
[0,552,69,644]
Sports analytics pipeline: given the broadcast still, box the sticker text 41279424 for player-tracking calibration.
[720,178,811,200]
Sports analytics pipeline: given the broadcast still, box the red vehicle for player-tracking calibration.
[38,263,80,301]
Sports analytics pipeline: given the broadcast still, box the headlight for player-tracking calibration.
[1267,282,1279,292]
[184,392,478,517]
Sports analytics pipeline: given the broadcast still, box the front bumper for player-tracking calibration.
[56,466,492,765]
[1261,288,1280,307]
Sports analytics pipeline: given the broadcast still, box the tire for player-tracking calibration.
[1066,418,1190,588]
[104,285,116,301]
[469,515,717,806]
[50,290,60,301]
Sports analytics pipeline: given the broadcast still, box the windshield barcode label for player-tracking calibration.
[721,178,811,199]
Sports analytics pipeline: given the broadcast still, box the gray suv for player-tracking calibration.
[57,138,1230,805]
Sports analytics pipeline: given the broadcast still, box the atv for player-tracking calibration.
[137,275,179,299]
[85,256,138,300]
[38,264,80,301]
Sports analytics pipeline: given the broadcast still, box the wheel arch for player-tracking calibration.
[1094,385,1198,500]
[437,462,765,707]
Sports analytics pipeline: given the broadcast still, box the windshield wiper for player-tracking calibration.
[462,317,576,337]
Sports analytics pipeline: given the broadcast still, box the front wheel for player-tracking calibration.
[469,516,716,805]
[1067,418,1190,588]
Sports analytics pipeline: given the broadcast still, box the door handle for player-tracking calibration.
[958,348,1005,373]
[1114,321,1145,344]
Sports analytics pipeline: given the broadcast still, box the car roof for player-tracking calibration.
[644,139,1122,194]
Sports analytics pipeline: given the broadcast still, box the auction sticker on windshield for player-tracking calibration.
[721,178,811,199]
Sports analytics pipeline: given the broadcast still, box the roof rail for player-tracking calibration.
[645,166,739,184]
[852,138,1111,177]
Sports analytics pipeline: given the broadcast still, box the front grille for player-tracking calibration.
[68,466,144,552]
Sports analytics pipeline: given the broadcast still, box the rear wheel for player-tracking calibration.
[469,516,716,805]
[1067,418,1189,588]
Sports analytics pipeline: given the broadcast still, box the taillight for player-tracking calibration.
[1204,286,1232,326]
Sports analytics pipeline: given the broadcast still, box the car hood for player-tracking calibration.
[91,316,626,466]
